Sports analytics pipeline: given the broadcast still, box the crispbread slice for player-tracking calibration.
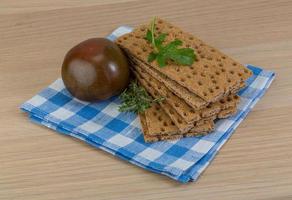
[116,18,252,102]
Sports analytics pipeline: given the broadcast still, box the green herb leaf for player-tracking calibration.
[145,18,196,67]
[118,81,164,114]
[155,33,167,46]
[145,30,152,43]
[148,52,157,62]
[156,54,166,67]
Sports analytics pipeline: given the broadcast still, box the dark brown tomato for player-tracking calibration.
[62,38,129,101]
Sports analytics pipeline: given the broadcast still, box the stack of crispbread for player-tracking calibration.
[116,18,253,142]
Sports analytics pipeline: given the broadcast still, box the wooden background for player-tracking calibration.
[1,0,292,199]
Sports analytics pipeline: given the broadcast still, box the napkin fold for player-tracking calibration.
[21,26,275,183]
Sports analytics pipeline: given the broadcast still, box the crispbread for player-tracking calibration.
[142,102,180,137]
[217,105,237,118]
[116,18,252,102]
[132,67,201,123]
[130,56,244,111]
[140,100,239,142]
[133,64,239,121]
[140,112,214,142]
[133,67,239,134]
[130,55,207,110]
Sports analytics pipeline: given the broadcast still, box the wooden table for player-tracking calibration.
[1,0,292,199]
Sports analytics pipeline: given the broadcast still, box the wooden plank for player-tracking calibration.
[0,0,292,199]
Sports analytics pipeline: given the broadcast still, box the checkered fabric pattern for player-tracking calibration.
[20,26,275,183]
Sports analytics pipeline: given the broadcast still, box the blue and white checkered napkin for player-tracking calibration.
[21,26,275,183]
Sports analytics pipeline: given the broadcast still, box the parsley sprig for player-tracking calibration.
[145,17,196,67]
[118,81,164,114]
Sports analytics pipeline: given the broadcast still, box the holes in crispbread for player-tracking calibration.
[163,121,168,127]
[155,105,160,110]
[158,116,162,121]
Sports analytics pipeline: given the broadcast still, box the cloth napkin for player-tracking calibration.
[20,26,275,183]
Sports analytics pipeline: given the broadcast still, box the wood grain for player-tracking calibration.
[1,0,292,199]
